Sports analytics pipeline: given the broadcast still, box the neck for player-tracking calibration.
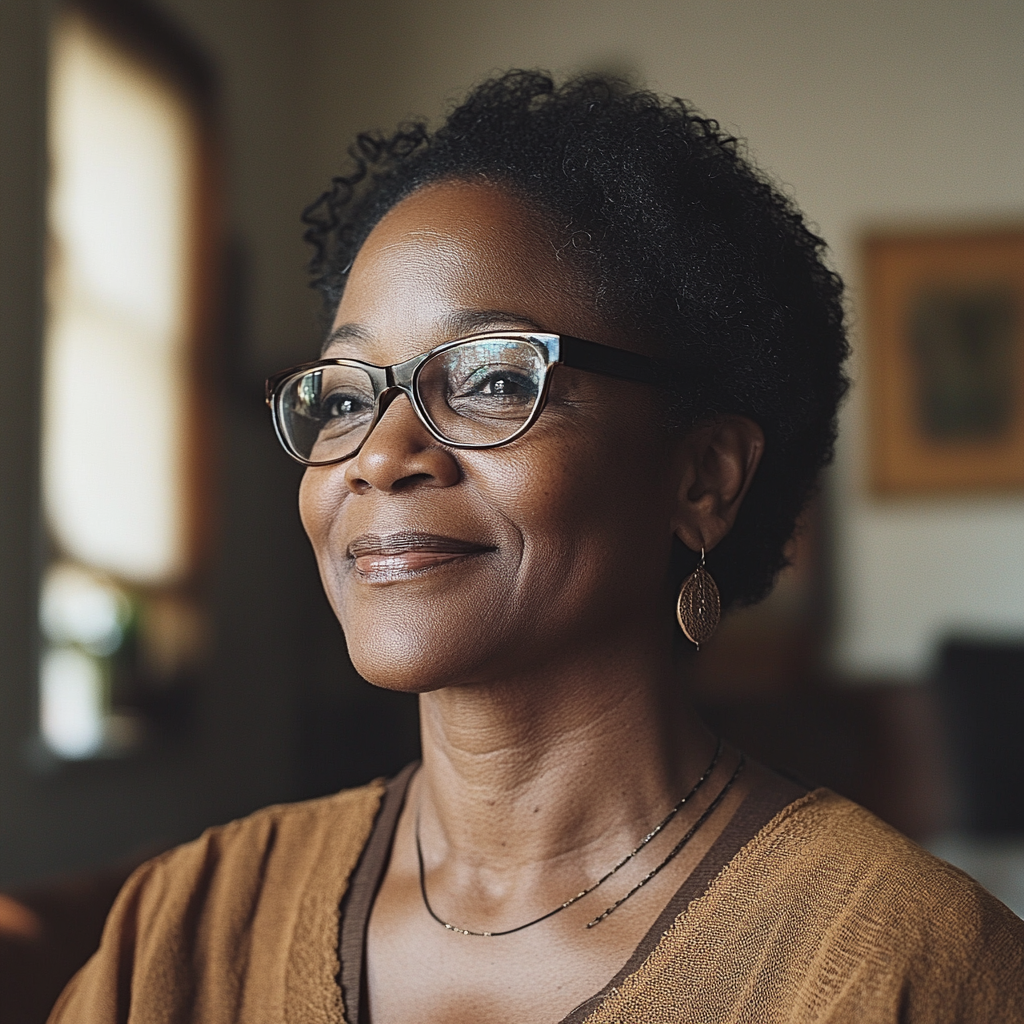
[413,639,715,871]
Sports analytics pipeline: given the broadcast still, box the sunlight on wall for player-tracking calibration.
[44,11,193,585]
[41,10,204,759]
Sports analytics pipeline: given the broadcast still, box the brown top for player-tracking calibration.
[337,762,805,1024]
[48,776,1024,1024]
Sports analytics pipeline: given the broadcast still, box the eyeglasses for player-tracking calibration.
[265,331,675,467]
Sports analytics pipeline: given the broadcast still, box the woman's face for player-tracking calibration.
[299,180,689,692]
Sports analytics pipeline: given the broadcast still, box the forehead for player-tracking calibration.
[331,180,597,355]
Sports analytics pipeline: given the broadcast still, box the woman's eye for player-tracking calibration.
[323,392,371,418]
[464,371,537,399]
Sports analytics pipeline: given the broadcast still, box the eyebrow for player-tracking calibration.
[320,309,548,356]
[320,322,373,356]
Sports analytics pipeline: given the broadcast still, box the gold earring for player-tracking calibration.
[676,547,720,650]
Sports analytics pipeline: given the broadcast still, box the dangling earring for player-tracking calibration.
[676,547,721,650]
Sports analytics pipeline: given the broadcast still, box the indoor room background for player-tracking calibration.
[1,0,1022,1014]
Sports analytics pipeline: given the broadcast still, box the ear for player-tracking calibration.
[671,416,765,554]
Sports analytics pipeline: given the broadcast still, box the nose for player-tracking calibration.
[343,389,461,494]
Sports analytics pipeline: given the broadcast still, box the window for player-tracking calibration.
[41,1,218,759]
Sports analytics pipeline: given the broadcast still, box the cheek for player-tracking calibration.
[298,467,347,581]
[483,435,669,613]
[298,470,326,544]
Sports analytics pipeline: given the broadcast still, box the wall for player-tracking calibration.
[296,0,1024,680]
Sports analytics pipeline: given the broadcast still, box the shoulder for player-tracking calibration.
[154,779,386,879]
[588,790,1024,1024]
[48,780,386,1024]
[119,779,386,915]
[125,778,387,942]
[757,789,1021,935]
[721,790,1024,1019]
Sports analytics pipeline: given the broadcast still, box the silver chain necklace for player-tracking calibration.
[416,738,738,937]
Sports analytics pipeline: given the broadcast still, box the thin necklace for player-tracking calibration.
[416,738,727,937]
[585,755,744,928]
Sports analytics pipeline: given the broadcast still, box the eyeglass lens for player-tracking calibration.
[276,338,546,463]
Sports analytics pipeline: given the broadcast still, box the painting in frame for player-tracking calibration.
[864,227,1024,494]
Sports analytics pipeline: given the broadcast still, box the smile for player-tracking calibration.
[347,531,495,581]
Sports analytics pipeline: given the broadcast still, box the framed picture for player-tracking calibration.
[864,227,1024,493]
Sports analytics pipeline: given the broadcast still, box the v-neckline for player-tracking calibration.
[338,760,805,1024]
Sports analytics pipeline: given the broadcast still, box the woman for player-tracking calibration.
[51,72,1024,1024]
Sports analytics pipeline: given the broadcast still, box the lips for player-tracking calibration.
[347,530,494,580]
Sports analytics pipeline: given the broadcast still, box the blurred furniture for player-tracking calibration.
[933,639,1024,835]
[925,640,1024,918]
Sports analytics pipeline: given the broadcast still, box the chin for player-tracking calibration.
[331,567,515,693]
[349,654,447,695]
[341,615,493,695]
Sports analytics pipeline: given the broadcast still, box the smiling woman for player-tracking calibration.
[49,72,1024,1024]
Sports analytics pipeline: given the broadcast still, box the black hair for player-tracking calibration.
[302,70,850,608]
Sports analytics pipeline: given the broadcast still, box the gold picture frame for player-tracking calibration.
[864,227,1024,494]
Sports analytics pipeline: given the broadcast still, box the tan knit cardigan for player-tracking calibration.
[48,784,1024,1023]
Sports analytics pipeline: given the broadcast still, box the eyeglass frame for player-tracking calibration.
[265,330,682,467]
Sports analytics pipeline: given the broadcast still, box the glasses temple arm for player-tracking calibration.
[556,334,685,385]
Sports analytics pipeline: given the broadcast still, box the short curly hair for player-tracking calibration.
[301,70,850,609]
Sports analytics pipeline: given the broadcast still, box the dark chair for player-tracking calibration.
[934,640,1024,836]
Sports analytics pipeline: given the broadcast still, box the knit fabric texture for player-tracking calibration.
[580,790,1024,1023]
[48,782,385,1024]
